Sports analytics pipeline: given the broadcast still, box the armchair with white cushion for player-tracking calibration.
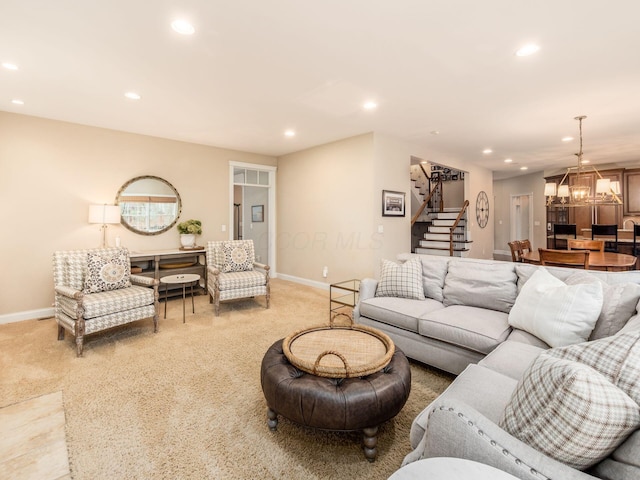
[53,247,159,356]
[205,240,270,316]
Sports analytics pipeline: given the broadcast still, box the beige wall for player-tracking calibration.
[277,133,377,284]
[0,111,276,317]
[493,171,547,254]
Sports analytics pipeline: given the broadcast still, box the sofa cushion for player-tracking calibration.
[442,260,517,313]
[83,249,131,293]
[499,353,640,470]
[376,258,424,300]
[508,268,603,347]
[564,271,640,340]
[410,364,518,448]
[359,297,444,333]
[478,340,545,381]
[505,328,550,349]
[418,305,511,355]
[419,255,449,302]
[545,331,640,405]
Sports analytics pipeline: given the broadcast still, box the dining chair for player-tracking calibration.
[520,239,532,255]
[634,223,640,256]
[508,240,522,262]
[567,239,605,252]
[553,224,577,249]
[592,224,618,252]
[538,248,590,270]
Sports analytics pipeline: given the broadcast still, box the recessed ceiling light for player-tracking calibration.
[430,130,440,135]
[2,62,18,70]
[363,101,377,110]
[483,148,493,154]
[171,19,195,35]
[520,166,528,170]
[11,99,24,105]
[516,43,540,57]
[504,158,513,163]
[562,136,574,142]
[124,92,141,100]
[284,130,295,137]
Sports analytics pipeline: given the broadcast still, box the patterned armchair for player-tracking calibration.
[53,247,159,356]
[206,240,270,316]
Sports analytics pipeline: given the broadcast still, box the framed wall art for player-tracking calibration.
[251,205,264,222]
[382,190,405,217]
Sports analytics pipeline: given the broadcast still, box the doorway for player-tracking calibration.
[510,193,534,246]
[229,162,277,272]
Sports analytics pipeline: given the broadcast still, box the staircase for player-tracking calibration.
[410,164,471,257]
[414,209,472,257]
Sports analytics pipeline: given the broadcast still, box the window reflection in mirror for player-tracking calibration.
[116,176,182,235]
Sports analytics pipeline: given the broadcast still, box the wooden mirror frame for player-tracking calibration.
[116,175,182,235]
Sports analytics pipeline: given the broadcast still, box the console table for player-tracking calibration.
[130,248,206,298]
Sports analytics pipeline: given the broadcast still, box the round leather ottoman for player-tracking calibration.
[260,338,411,461]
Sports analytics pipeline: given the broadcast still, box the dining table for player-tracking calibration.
[521,250,637,271]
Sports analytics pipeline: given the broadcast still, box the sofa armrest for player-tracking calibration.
[406,399,596,480]
[353,278,378,320]
[207,265,220,276]
[130,275,158,287]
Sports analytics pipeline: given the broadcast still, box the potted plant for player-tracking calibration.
[177,219,202,248]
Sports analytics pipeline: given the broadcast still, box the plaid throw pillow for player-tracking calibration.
[375,258,424,300]
[499,353,640,470]
[83,249,131,293]
[546,331,640,405]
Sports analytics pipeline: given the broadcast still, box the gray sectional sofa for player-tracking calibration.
[354,253,640,480]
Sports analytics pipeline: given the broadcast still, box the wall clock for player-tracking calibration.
[476,190,489,228]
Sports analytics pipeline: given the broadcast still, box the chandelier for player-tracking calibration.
[545,115,622,207]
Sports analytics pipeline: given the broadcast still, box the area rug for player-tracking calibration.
[0,279,453,479]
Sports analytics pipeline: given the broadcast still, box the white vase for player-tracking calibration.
[180,234,196,248]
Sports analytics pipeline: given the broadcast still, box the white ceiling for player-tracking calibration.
[2,1,640,179]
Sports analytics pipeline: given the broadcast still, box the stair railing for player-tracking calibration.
[411,178,443,226]
[449,200,470,256]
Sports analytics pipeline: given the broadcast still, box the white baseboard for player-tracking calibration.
[494,249,510,256]
[276,273,330,291]
[0,307,55,325]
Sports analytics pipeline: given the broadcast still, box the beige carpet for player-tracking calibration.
[0,279,453,479]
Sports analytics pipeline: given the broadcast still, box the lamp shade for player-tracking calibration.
[89,204,121,224]
[610,181,621,195]
[596,178,611,194]
[558,185,570,198]
[544,183,557,196]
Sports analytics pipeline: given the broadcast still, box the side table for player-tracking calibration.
[329,279,360,320]
[160,274,200,323]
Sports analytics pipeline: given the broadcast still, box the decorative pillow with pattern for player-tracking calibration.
[83,249,131,293]
[545,331,640,405]
[221,242,254,272]
[375,258,424,300]
[499,352,640,470]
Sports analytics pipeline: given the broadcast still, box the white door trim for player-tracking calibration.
[229,161,277,276]
[509,192,535,248]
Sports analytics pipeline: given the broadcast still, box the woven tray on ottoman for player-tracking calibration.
[282,318,395,378]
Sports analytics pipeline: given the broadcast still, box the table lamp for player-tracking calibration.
[88,204,121,248]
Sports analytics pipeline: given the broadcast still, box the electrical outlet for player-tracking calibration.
[221,224,226,232]
[322,266,328,278]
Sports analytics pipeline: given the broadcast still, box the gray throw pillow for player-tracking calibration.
[83,249,132,293]
[443,259,517,313]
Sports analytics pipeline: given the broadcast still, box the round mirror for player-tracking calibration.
[116,175,182,235]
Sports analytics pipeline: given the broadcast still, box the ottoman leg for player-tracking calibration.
[363,426,379,462]
[267,407,279,431]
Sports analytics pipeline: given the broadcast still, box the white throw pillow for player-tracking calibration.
[508,268,603,347]
[375,258,424,300]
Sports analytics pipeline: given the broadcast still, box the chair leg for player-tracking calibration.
[214,289,220,317]
[57,324,65,340]
[76,335,84,357]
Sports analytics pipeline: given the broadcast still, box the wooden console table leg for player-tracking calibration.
[363,426,379,462]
